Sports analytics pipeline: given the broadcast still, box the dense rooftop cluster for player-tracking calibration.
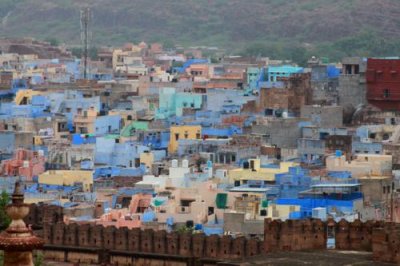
[0,39,400,265]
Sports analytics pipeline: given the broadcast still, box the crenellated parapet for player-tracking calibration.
[43,222,262,265]
[264,218,398,264]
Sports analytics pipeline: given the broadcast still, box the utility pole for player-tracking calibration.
[80,7,91,80]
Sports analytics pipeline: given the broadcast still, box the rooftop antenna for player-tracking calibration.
[80,7,92,79]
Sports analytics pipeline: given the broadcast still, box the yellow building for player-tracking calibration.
[15,89,41,105]
[38,170,93,192]
[108,110,136,127]
[228,159,298,184]
[140,151,154,168]
[168,125,202,153]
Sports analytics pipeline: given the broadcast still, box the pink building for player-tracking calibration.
[1,149,45,181]
[97,210,142,229]
[96,194,152,229]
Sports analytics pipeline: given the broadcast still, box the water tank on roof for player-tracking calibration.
[171,159,178,168]
[182,159,189,168]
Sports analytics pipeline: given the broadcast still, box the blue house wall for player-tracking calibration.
[95,138,150,167]
[275,167,312,199]
[276,197,361,219]
[142,131,170,150]
[95,115,121,135]
[93,166,146,179]
[352,141,382,155]
[72,134,97,145]
[202,125,242,138]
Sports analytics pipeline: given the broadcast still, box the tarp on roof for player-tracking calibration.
[175,59,209,73]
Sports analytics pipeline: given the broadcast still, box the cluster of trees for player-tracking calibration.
[0,191,10,231]
[70,47,99,60]
[240,31,400,66]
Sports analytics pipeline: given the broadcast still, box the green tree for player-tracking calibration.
[89,46,98,60]
[162,40,175,50]
[34,251,43,266]
[70,47,98,60]
[71,47,82,58]
[176,225,194,234]
[45,37,59,47]
[0,191,11,231]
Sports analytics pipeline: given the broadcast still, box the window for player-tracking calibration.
[383,186,386,194]
[384,89,390,98]
[135,158,140,168]
[175,133,179,141]
[208,207,214,215]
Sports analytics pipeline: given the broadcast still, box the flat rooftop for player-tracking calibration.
[311,183,360,188]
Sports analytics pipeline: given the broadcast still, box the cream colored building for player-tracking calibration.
[38,170,93,192]
[267,204,301,220]
[326,154,392,178]
[228,158,299,184]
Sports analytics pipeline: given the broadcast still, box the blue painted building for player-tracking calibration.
[72,134,97,145]
[173,59,209,74]
[11,79,28,94]
[156,88,203,119]
[95,138,150,168]
[95,115,121,135]
[202,125,242,139]
[93,166,147,179]
[275,167,313,198]
[352,140,382,155]
[276,180,363,220]
[267,65,303,82]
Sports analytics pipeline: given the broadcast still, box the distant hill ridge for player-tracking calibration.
[1,0,400,62]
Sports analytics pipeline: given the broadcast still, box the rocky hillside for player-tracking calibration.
[1,0,400,62]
